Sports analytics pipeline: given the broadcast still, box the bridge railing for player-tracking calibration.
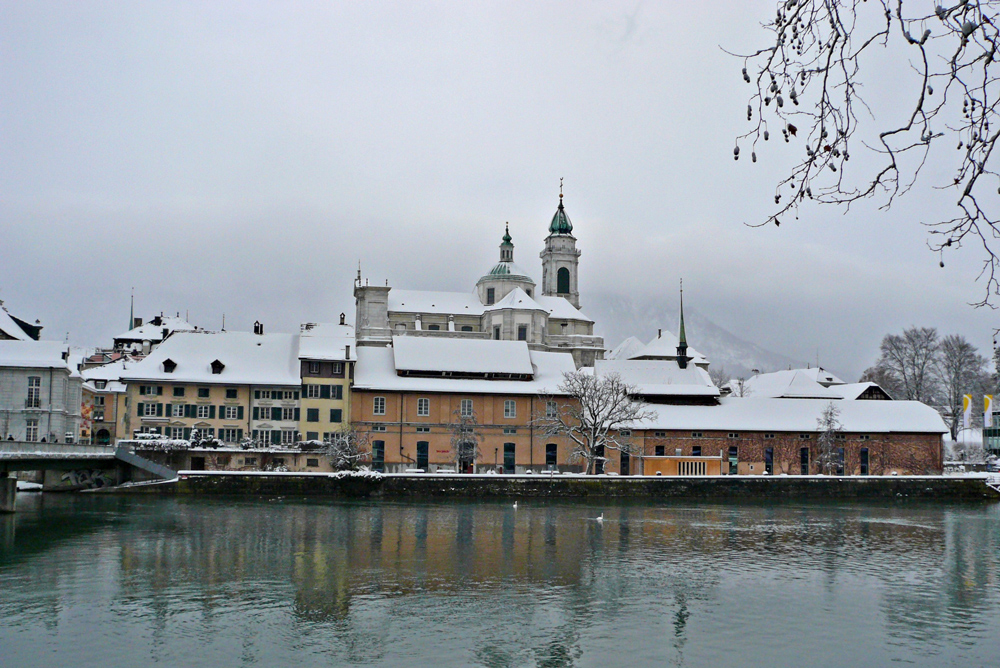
[0,441,117,457]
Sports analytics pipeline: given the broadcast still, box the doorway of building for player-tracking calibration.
[860,447,870,476]
[372,440,385,472]
[594,445,605,474]
[728,446,738,475]
[416,441,429,470]
[190,456,206,471]
[620,450,630,476]
[800,447,810,475]
[95,429,111,445]
[545,443,557,471]
[503,442,515,474]
[764,447,774,475]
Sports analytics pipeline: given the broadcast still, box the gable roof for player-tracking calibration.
[743,369,843,399]
[595,359,720,398]
[607,336,647,360]
[534,295,593,322]
[388,289,486,316]
[114,315,197,343]
[484,287,547,312]
[630,331,708,365]
[0,340,71,369]
[799,366,846,387]
[120,331,300,385]
[0,305,29,341]
[299,322,356,361]
[391,336,535,376]
[833,382,893,401]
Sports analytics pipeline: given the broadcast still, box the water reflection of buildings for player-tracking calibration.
[2,499,1000,665]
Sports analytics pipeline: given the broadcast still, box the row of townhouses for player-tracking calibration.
[0,193,949,476]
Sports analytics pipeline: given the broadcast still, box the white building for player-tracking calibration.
[354,192,605,368]
[0,340,83,443]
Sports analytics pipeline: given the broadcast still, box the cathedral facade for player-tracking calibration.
[354,193,604,368]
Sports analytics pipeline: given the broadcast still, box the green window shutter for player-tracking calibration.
[238,406,244,420]
[137,402,144,415]
[254,390,260,399]
[186,404,195,418]
[320,384,330,399]
[271,407,280,421]
[331,409,342,423]
[253,407,259,420]
[139,386,145,396]
[302,384,308,395]
[294,391,299,400]
[307,409,318,422]
[271,430,281,443]
[183,427,191,440]
[333,385,343,400]
[294,408,300,421]
[157,386,163,396]
[156,403,163,417]
[237,429,243,442]
[209,405,216,419]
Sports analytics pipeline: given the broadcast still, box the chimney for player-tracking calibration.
[133,317,143,328]
[339,312,346,325]
[253,321,263,335]
[345,344,351,359]
[658,329,662,338]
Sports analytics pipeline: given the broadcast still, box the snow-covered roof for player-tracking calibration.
[81,359,131,382]
[0,340,71,369]
[478,260,537,284]
[607,336,647,360]
[391,336,535,376]
[629,331,708,365]
[534,295,593,322]
[83,380,126,394]
[299,322,356,361]
[113,315,197,342]
[833,382,891,400]
[637,397,947,434]
[484,287,547,313]
[798,367,846,387]
[0,305,29,341]
[120,331,300,385]
[743,369,843,399]
[389,289,486,316]
[595,359,720,397]
[353,344,576,395]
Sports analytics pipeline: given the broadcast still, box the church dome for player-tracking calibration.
[549,195,573,234]
[478,260,535,285]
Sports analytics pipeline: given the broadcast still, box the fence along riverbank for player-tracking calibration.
[96,471,1000,501]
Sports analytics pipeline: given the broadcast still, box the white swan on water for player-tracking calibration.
[595,513,604,523]
[512,501,518,510]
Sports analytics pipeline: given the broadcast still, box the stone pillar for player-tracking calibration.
[0,473,15,514]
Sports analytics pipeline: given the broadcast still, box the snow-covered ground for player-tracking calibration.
[16,481,42,492]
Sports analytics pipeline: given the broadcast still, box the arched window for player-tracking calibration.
[557,267,570,294]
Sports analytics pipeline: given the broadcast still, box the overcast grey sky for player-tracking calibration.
[2,1,997,380]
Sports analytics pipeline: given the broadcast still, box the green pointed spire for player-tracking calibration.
[678,279,687,346]
[502,222,512,244]
[499,223,514,262]
[129,289,134,331]
[549,179,573,234]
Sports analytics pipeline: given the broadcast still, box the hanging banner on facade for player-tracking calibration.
[963,394,973,430]
[985,395,994,428]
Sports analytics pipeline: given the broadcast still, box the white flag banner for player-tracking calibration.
[964,395,973,431]
[985,395,994,428]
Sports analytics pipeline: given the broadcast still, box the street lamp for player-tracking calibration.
[494,447,498,472]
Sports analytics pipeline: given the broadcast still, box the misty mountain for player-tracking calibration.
[586,291,805,379]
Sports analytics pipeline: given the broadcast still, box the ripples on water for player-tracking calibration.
[1,495,998,667]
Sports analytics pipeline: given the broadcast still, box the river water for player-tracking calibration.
[1,494,998,667]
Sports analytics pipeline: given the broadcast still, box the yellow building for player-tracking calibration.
[298,319,355,442]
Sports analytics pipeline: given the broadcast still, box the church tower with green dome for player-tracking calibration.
[540,183,581,309]
[476,223,536,306]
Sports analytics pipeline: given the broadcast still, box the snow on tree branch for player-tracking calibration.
[734,0,1000,305]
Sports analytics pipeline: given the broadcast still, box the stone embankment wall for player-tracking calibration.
[113,473,1000,501]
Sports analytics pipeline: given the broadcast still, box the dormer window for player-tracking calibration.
[487,288,495,305]
[211,359,225,375]
[163,358,177,373]
[95,380,107,389]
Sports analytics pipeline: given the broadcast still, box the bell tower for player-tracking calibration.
[540,180,581,309]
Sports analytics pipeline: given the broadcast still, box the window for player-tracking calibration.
[309,361,320,374]
[94,396,106,406]
[546,401,558,418]
[284,390,295,400]
[493,326,501,340]
[306,431,318,441]
[25,419,39,442]
[860,447,870,476]
[143,403,158,417]
[461,326,473,332]
[728,433,740,439]
[372,440,385,472]
[417,398,430,417]
[764,433,775,439]
[417,441,429,470]
[764,447,774,475]
[655,445,665,456]
[428,324,440,331]
[139,384,158,397]
[221,428,239,443]
[692,445,702,457]
[172,404,184,417]
[332,362,344,375]
[163,359,177,373]
[619,429,631,437]
[281,430,295,445]
[307,408,319,422]
[95,380,107,390]
[504,400,516,418]
[728,446,739,474]
[226,388,238,399]
[374,397,386,415]
[545,443,558,469]
[210,360,225,375]
[691,432,703,438]
[503,427,517,434]
[244,457,257,466]
[330,409,342,423]
[517,325,527,341]
[654,431,666,438]
[282,407,295,421]
[173,387,185,397]
[372,425,387,432]
[225,406,239,420]
[557,267,570,294]
[799,434,812,440]
[172,427,185,439]
[198,387,210,398]
[859,434,870,441]
[93,410,105,422]
[487,287,495,305]
[835,433,846,441]
[307,458,319,468]
[197,405,210,419]
[800,447,810,475]
[416,426,430,433]
[307,384,321,398]
[460,399,473,417]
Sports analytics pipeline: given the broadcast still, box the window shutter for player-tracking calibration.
[238,406,244,420]
[333,385,343,400]
[139,386,145,396]
[294,408,300,421]
[302,384,308,396]
[184,427,191,440]
[253,407,259,420]
[331,409,342,423]
[237,429,243,442]
[294,391,299,400]
[187,404,196,418]
[137,402,144,415]
[271,430,281,443]
[272,407,281,421]
[157,386,163,396]
[209,405,216,419]
[320,385,330,399]
[156,403,163,416]
[254,390,260,399]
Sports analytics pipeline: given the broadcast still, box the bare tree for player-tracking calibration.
[859,363,902,398]
[938,334,990,439]
[534,372,655,475]
[874,326,941,403]
[324,429,371,471]
[816,402,843,475]
[707,365,730,388]
[727,377,753,397]
[449,409,484,473]
[734,1,1000,303]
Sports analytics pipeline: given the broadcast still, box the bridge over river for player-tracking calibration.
[0,442,175,513]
